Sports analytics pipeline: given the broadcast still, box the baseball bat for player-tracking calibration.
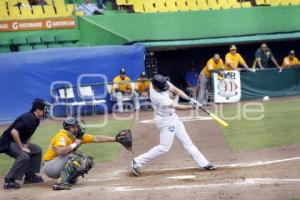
[198,105,229,128]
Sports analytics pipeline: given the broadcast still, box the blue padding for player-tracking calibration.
[0,43,145,123]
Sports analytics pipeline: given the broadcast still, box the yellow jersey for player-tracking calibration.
[112,75,132,93]
[224,52,246,70]
[43,129,94,161]
[282,56,299,68]
[135,79,151,93]
[202,58,224,78]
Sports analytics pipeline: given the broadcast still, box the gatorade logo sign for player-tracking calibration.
[0,17,76,32]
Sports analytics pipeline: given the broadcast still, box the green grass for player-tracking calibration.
[221,98,300,152]
[0,118,133,175]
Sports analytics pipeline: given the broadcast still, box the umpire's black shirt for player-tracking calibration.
[0,112,40,152]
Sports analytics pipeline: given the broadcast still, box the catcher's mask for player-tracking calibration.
[63,117,80,130]
[152,74,170,92]
[31,98,51,119]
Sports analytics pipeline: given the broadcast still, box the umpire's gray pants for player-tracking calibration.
[42,155,69,179]
[197,71,209,104]
[5,142,42,180]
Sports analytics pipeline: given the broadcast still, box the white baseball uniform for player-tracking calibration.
[134,83,210,168]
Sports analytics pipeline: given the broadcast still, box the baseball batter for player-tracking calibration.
[131,74,216,176]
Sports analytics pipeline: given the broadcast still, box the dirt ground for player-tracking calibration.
[1,110,300,200]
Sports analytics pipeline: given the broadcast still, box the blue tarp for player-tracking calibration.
[0,43,145,123]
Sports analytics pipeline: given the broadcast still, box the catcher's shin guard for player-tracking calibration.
[56,152,94,186]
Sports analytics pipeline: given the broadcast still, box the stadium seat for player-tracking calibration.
[207,0,222,9]
[33,44,48,50]
[75,10,85,16]
[8,7,22,20]
[56,3,69,17]
[66,4,75,16]
[218,0,232,9]
[156,1,169,12]
[55,34,79,43]
[229,0,241,8]
[20,7,34,19]
[165,0,179,12]
[7,0,30,8]
[177,0,190,12]
[143,0,158,13]
[197,0,209,10]
[266,0,280,6]
[0,46,11,53]
[48,43,63,48]
[256,0,267,5]
[188,0,200,11]
[32,5,45,17]
[44,5,57,18]
[13,37,27,45]
[27,35,42,45]
[18,45,34,52]
[132,1,145,12]
[241,1,252,8]
[41,35,56,44]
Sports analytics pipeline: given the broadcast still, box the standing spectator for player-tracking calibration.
[185,63,198,98]
[76,0,103,16]
[196,54,224,105]
[112,69,140,112]
[225,45,252,72]
[254,43,282,72]
[0,99,50,189]
[282,50,300,68]
[135,72,151,97]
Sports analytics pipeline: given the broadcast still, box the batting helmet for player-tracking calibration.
[63,117,80,130]
[152,74,169,92]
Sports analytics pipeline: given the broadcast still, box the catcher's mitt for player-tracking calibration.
[115,129,132,151]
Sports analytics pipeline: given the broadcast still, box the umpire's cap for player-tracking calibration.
[152,74,170,92]
[63,117,80,130]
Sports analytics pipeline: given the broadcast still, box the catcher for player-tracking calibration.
[42,117,132,190]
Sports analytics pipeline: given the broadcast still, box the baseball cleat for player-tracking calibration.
[24,174,44,184]
[3,179,20,189]
[131,160,141,176]
[52,183,71,190]
[204,164,217,170]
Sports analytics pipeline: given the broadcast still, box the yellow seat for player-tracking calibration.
[197,0,209,10]
[207,0,222,9]
[20,7,34,19]
[8,7,22,20]
[266,0,280,6]
[189,0,200,11]
[156,1,169,12]
[0,7,9,20]
[116,0,130,6]
[132,1,144,12]
[32,5,45,17]
[7,0,29,8]
[219,0,231,9]
[228,0,241,8]
[66,4,75,16]
[256,0,266,5]
[177,0,190,11]
[165,0,179,12]
[144,0,159,13]
[241,2,252,7]
[44,5,56,18]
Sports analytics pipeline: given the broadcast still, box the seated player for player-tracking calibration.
[135,72,151,97]
[282,50,300,68]
[224,45,252,71]
[43,117,131,190]
[112,69,140,112]
[196,54,224,105]
[185,63,198,98]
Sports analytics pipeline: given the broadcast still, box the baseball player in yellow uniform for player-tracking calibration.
[224,45,252,71]
[112,68,140,112]
[135,72,151,97]
[196,54,224,105]
[282,50,300,68]
[42,117,131,190]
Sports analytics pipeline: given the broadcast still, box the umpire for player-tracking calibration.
[0,98,51,189]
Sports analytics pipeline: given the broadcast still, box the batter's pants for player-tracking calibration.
[134,115,210,168]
